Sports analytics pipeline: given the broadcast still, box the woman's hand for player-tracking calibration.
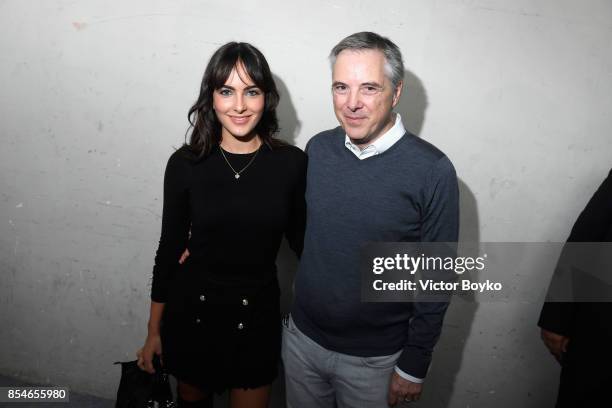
[136,333,162,374]
[179,248,190,264]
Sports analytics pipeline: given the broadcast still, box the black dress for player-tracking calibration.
[150,143,307,393]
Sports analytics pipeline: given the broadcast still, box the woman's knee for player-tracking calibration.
[229,385,271,408]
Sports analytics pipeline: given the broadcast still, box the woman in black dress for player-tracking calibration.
[136,42,306,408]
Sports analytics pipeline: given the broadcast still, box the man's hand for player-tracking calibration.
[541,329,569,363]
[178,248,190,264]
[388,371,422,406]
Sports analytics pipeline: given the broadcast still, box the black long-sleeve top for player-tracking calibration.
[150,143,307,303]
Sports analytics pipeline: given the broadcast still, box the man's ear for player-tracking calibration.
[392,80,403,107]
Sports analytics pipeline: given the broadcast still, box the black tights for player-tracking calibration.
[176,395,213,408]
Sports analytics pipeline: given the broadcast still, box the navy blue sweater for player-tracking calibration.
[292,127,459,378]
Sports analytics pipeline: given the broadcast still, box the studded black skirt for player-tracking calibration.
[160,263,281,394]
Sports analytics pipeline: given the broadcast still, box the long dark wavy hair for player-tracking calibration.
[185,42,283,159]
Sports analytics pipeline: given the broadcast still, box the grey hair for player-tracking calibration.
[329,32,404,88]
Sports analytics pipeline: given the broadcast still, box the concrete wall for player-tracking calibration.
[1,0,611,406]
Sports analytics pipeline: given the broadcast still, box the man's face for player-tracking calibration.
[332,49,402,147]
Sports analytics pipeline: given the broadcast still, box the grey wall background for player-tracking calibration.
[1,0,611,406]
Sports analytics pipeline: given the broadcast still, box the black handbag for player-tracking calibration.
[114,355,175,408]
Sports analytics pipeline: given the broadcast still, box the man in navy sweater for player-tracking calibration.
[282,32,459,407]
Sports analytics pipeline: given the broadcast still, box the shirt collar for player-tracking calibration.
[344,113,406,159]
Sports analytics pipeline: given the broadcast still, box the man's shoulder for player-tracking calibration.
[305,126,344,153]
[401,133,449,165]
[392,134,457,184]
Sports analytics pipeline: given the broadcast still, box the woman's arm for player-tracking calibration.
[137,301,166,373]
[150,150,192,302]
[147,301,165,335]
[285,151,307,258]
[138,149,191,372]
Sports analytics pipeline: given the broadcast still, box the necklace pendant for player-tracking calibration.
[234,174,240,179]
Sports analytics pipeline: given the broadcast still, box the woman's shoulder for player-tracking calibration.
[165,145,200,176]
[269,140,306,159]
[269,141,307,170]
[169,144,199,164]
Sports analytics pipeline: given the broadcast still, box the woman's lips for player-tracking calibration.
[229,115,251,124]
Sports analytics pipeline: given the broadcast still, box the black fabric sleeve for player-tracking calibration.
[285,152,307,258]
[538,168,612,335]
[538,300,574,336]
[150,150,191,303]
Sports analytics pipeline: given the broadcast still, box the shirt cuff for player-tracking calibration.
[394,366,424,384]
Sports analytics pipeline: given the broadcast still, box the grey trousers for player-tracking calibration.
[281,315,401,408]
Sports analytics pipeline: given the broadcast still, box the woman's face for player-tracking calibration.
[213,62,265,142]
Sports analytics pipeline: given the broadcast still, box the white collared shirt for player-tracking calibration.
[344,113,406,160]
